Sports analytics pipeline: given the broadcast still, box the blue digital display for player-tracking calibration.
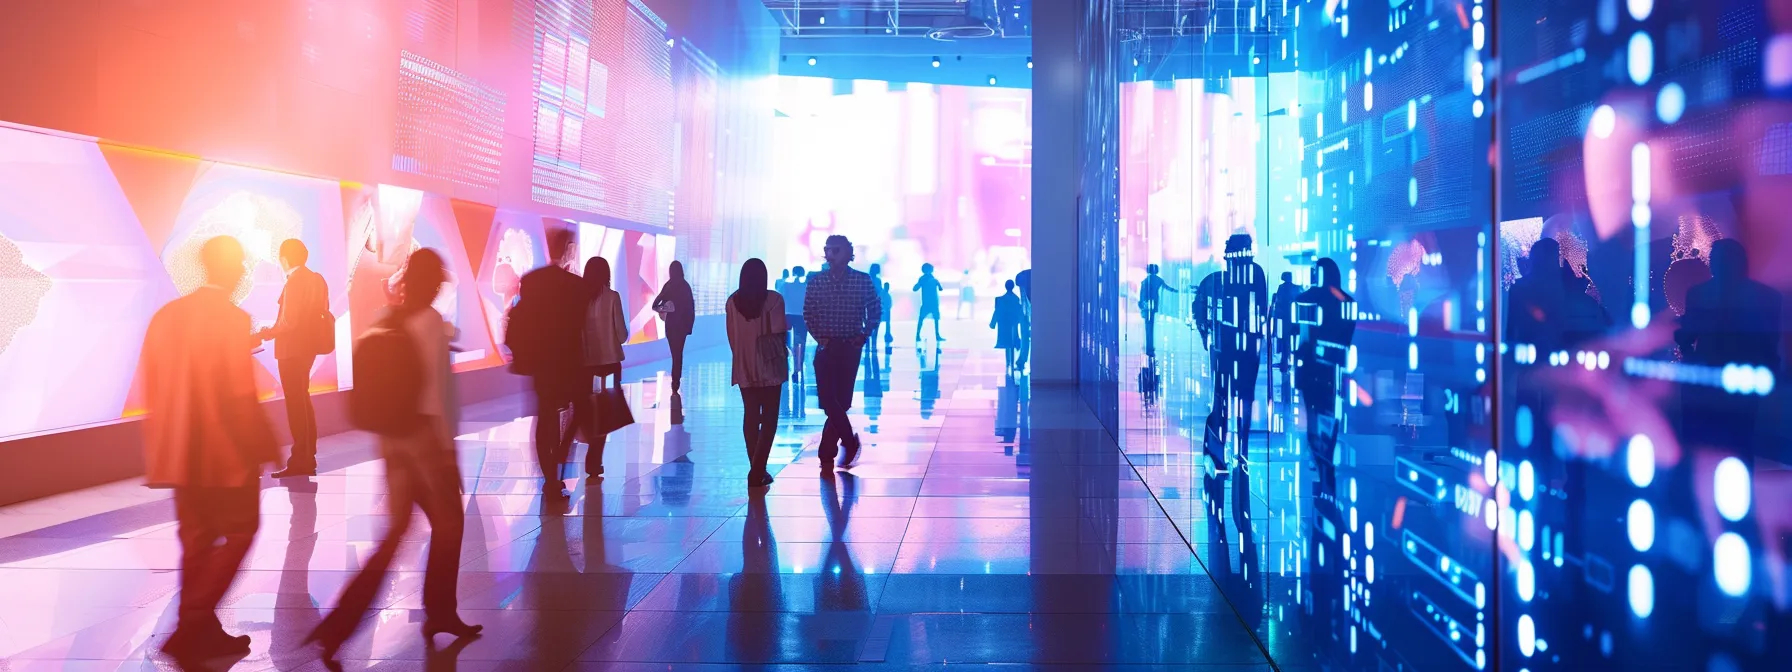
[1094,0,1792,670]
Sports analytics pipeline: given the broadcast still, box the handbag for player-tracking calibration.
[588,380,636,437]
[756,309,790,381]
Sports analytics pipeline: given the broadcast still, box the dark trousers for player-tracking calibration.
[668,332,688,385]
[1203,353,1261,471]
[278,356,318,469]
[174,486,260,634]
[814,339,863,455]
[532,374,590,482]
[570,370,618,477]
[315,445,465,633]
[740,385,780,472]
[787,316,809,377]
[1142,310,1158,355]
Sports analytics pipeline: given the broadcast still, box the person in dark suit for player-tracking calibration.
[654,260,696,391]
[260,240,330,479]
[508,228,592,498]
[139,236,278,660]
[1677,239,1782,453]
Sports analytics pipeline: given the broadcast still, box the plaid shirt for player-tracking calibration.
[803,266,880,340]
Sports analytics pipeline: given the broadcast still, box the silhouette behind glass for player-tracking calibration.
[1676,239,1782,453]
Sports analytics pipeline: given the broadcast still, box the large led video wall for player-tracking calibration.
[0,0,778,440]
[771,76,1032,309]
[1098,0,1792,670]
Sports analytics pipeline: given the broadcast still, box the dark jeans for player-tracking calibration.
[787,316,809,374]
[814,339,864,456]
[740,385,780,472]
[315,444,465,633]
[668,332,688,385]
[278,356,317,469]
[531,374,591,482]
[174,486,260,635]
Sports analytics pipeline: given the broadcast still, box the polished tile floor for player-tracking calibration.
[0,321,1276,670]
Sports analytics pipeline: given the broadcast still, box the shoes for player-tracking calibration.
[541,480,569,499]
[423,618,484,641]
[838,434,862,468]
[749,471,775,488]
[818,445,838,471]
[271,466,316,479]
[162,628,250,659]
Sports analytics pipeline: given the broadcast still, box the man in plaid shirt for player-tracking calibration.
[803,235,880,469]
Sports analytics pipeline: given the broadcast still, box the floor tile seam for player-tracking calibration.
[1105,427,1280,671]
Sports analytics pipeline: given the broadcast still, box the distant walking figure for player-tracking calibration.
[913,263,945,343]
[580,256,629,477]
[991,279,1024,372]
[958,269,976,319]
[805,235,881,470]
[726,258,789,488]
[654,260,695,391]
[308,249,481,663]
[507,228,591,498]
[879,281,894,350]
[140,236,278,660]
[1139,263,1179,357]
[261,239,331,479]
[785,266,810,380]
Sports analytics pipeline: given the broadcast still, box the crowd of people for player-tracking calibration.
[138,229,1030,665]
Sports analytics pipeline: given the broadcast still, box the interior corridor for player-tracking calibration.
[0,325,1283,670]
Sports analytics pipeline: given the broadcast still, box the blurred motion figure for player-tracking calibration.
[140,236,278,659]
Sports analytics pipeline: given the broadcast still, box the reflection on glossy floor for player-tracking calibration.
[0,332,1275,670]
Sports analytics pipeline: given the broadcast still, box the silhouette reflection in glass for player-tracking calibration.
[1292,257,1355,642]
[1675,238,1781,454]
[1138,263,1180,357]
[1196,234,1268,479]
[1269,270,1301,411]
[1294,258,1356,513]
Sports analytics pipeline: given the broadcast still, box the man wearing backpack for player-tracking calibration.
[507,228,591,498]
[261,239,331,479]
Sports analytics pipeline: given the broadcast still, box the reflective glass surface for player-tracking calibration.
[1105,1,1792,670]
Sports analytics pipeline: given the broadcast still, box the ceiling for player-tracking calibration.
[760,0,1032,39]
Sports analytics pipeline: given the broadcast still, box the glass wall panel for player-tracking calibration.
[1100,0,1792,670]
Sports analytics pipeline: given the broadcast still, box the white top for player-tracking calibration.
[584,288,628,366]
[388,306,458,456]
[726,292,789,388]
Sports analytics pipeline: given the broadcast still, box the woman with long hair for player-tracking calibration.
[653,260,696,391]
[725,258,788,487]
[580,256,628,478]
[307,249,480,664]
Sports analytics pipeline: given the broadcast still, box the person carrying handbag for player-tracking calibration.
[725,259,789,488]
[578,256,630,479]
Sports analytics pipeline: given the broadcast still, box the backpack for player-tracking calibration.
[349,310,426,436]
[311,310,337,355]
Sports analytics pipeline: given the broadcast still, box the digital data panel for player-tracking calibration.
[1109,0,1790,670]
